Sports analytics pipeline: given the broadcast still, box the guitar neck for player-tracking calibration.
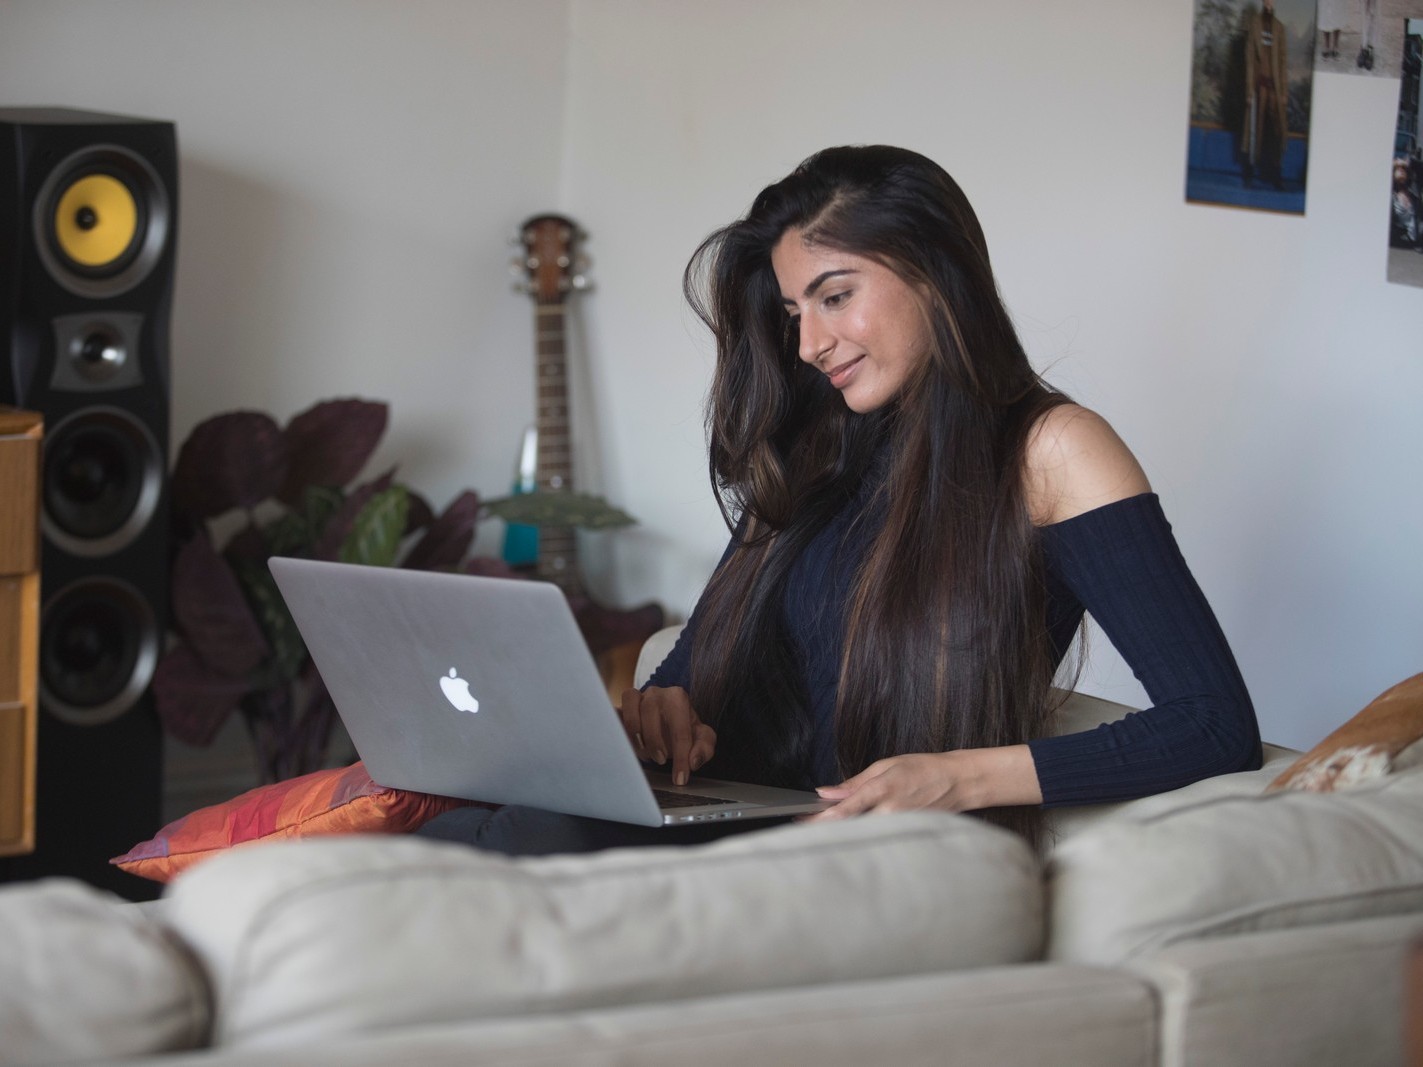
[534,302,573,493]
[532,300,581,594]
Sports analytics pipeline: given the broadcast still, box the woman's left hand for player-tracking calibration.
[804,745,1043,821]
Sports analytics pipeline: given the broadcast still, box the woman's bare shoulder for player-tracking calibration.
[1022,404,1151,526]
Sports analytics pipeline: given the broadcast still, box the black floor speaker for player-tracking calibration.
[0,108,178,901]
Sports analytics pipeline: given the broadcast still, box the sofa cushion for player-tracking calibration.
[142,964,1156,1067]
[0,879,210,1065]
[163,811,1042,1048]
[1046,765,1423,964]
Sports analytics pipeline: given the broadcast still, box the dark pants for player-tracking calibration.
[415,804,789,857]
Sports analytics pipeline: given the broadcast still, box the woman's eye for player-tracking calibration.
[824,291,850,308]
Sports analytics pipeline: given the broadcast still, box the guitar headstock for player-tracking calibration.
[511,214,591,303]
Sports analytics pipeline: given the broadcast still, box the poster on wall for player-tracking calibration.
[1186,0,1317,214]
[1387,19,1423,286]
[1315,0,1423,76]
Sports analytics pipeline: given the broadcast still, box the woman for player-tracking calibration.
[422,145,1259,853]
[621,145,1259,844]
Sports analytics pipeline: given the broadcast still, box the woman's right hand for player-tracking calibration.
[617,686,716,787]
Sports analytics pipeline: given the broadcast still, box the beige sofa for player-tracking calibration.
[2,636,1421,1067]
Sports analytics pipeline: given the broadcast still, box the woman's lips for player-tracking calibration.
[826,355,865,389]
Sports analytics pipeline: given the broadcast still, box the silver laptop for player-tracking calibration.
[268,558,831,826]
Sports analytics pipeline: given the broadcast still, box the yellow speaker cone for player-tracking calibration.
[53,174,139,268]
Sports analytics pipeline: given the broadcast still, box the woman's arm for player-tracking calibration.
[1023,406,1260,806]
[811,404,1259,817]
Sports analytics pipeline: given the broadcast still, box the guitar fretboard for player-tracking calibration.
[533,300,581,595]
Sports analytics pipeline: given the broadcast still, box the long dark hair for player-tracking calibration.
[682,146,1070,840]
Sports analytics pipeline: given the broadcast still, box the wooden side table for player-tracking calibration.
[0,408,41,858]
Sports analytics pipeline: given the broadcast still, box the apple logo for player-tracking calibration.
[439,668,480,714]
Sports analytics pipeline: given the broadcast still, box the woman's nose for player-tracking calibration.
[797,312,831,365]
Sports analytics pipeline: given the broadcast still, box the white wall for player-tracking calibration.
[560,0,1423,749]
[0,0,570,534]
[2,1,1418,750]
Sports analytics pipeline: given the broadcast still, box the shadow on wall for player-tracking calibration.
[170,157,294,433]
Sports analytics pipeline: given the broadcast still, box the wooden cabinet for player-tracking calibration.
[0,409,40,857]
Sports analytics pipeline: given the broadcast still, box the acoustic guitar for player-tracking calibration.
[510,215,664,697]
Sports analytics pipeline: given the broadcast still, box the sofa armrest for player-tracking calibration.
[0,879,210,1065]
[1132,910,1423,1067]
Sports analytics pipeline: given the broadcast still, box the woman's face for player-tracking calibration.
[771,228,931,414]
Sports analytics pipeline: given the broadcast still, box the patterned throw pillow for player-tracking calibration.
[111,761,485,883]
[1268,673,1423,792]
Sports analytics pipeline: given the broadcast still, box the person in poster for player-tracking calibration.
[1185,0,1315,214]
[1242,0,1291,188]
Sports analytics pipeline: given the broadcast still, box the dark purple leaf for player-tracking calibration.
[153,645,250,746]
[278,399,388,504]
[313,467,395,560]
[171,531,272,676]
[404,490,435,535]
[170,412,287,519]
[403,490,481,570]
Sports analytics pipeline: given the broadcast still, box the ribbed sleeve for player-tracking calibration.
[1027,494,1261,806]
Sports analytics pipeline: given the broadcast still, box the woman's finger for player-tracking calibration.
[690,723,717,771]
[666,704,696,784]
[617,688,648,758]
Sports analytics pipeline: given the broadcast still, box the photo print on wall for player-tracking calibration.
[1387,18,1423,286]
[1186,0,1318,214]
[1316,0,1423,77]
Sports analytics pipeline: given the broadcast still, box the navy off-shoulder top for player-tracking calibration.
[646,490,1261,806]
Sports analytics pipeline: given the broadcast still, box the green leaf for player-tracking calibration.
[302,485,346,542]
[339,486,410,567]
[484,491,636,530]
[263,511,312,558]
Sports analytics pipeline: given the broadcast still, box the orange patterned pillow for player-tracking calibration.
[111,761,486,883]
[1268,673,1423,792]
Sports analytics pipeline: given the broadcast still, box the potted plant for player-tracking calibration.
[155,398,505,782]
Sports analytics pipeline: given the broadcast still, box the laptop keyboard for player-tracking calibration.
[651,788,739,808]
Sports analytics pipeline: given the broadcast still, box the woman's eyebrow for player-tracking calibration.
[781,269,858,305]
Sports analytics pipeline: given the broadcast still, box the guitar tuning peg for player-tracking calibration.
[575,254,592,271]
[509,262,525,279]
[508,233,524,247]
[556,255,571,268]
[571,274,590,290]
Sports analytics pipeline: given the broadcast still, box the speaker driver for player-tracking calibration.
[33,145,171,299]
[39,577,160,726]
[41,407,163,558]
[53,173,139,269]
